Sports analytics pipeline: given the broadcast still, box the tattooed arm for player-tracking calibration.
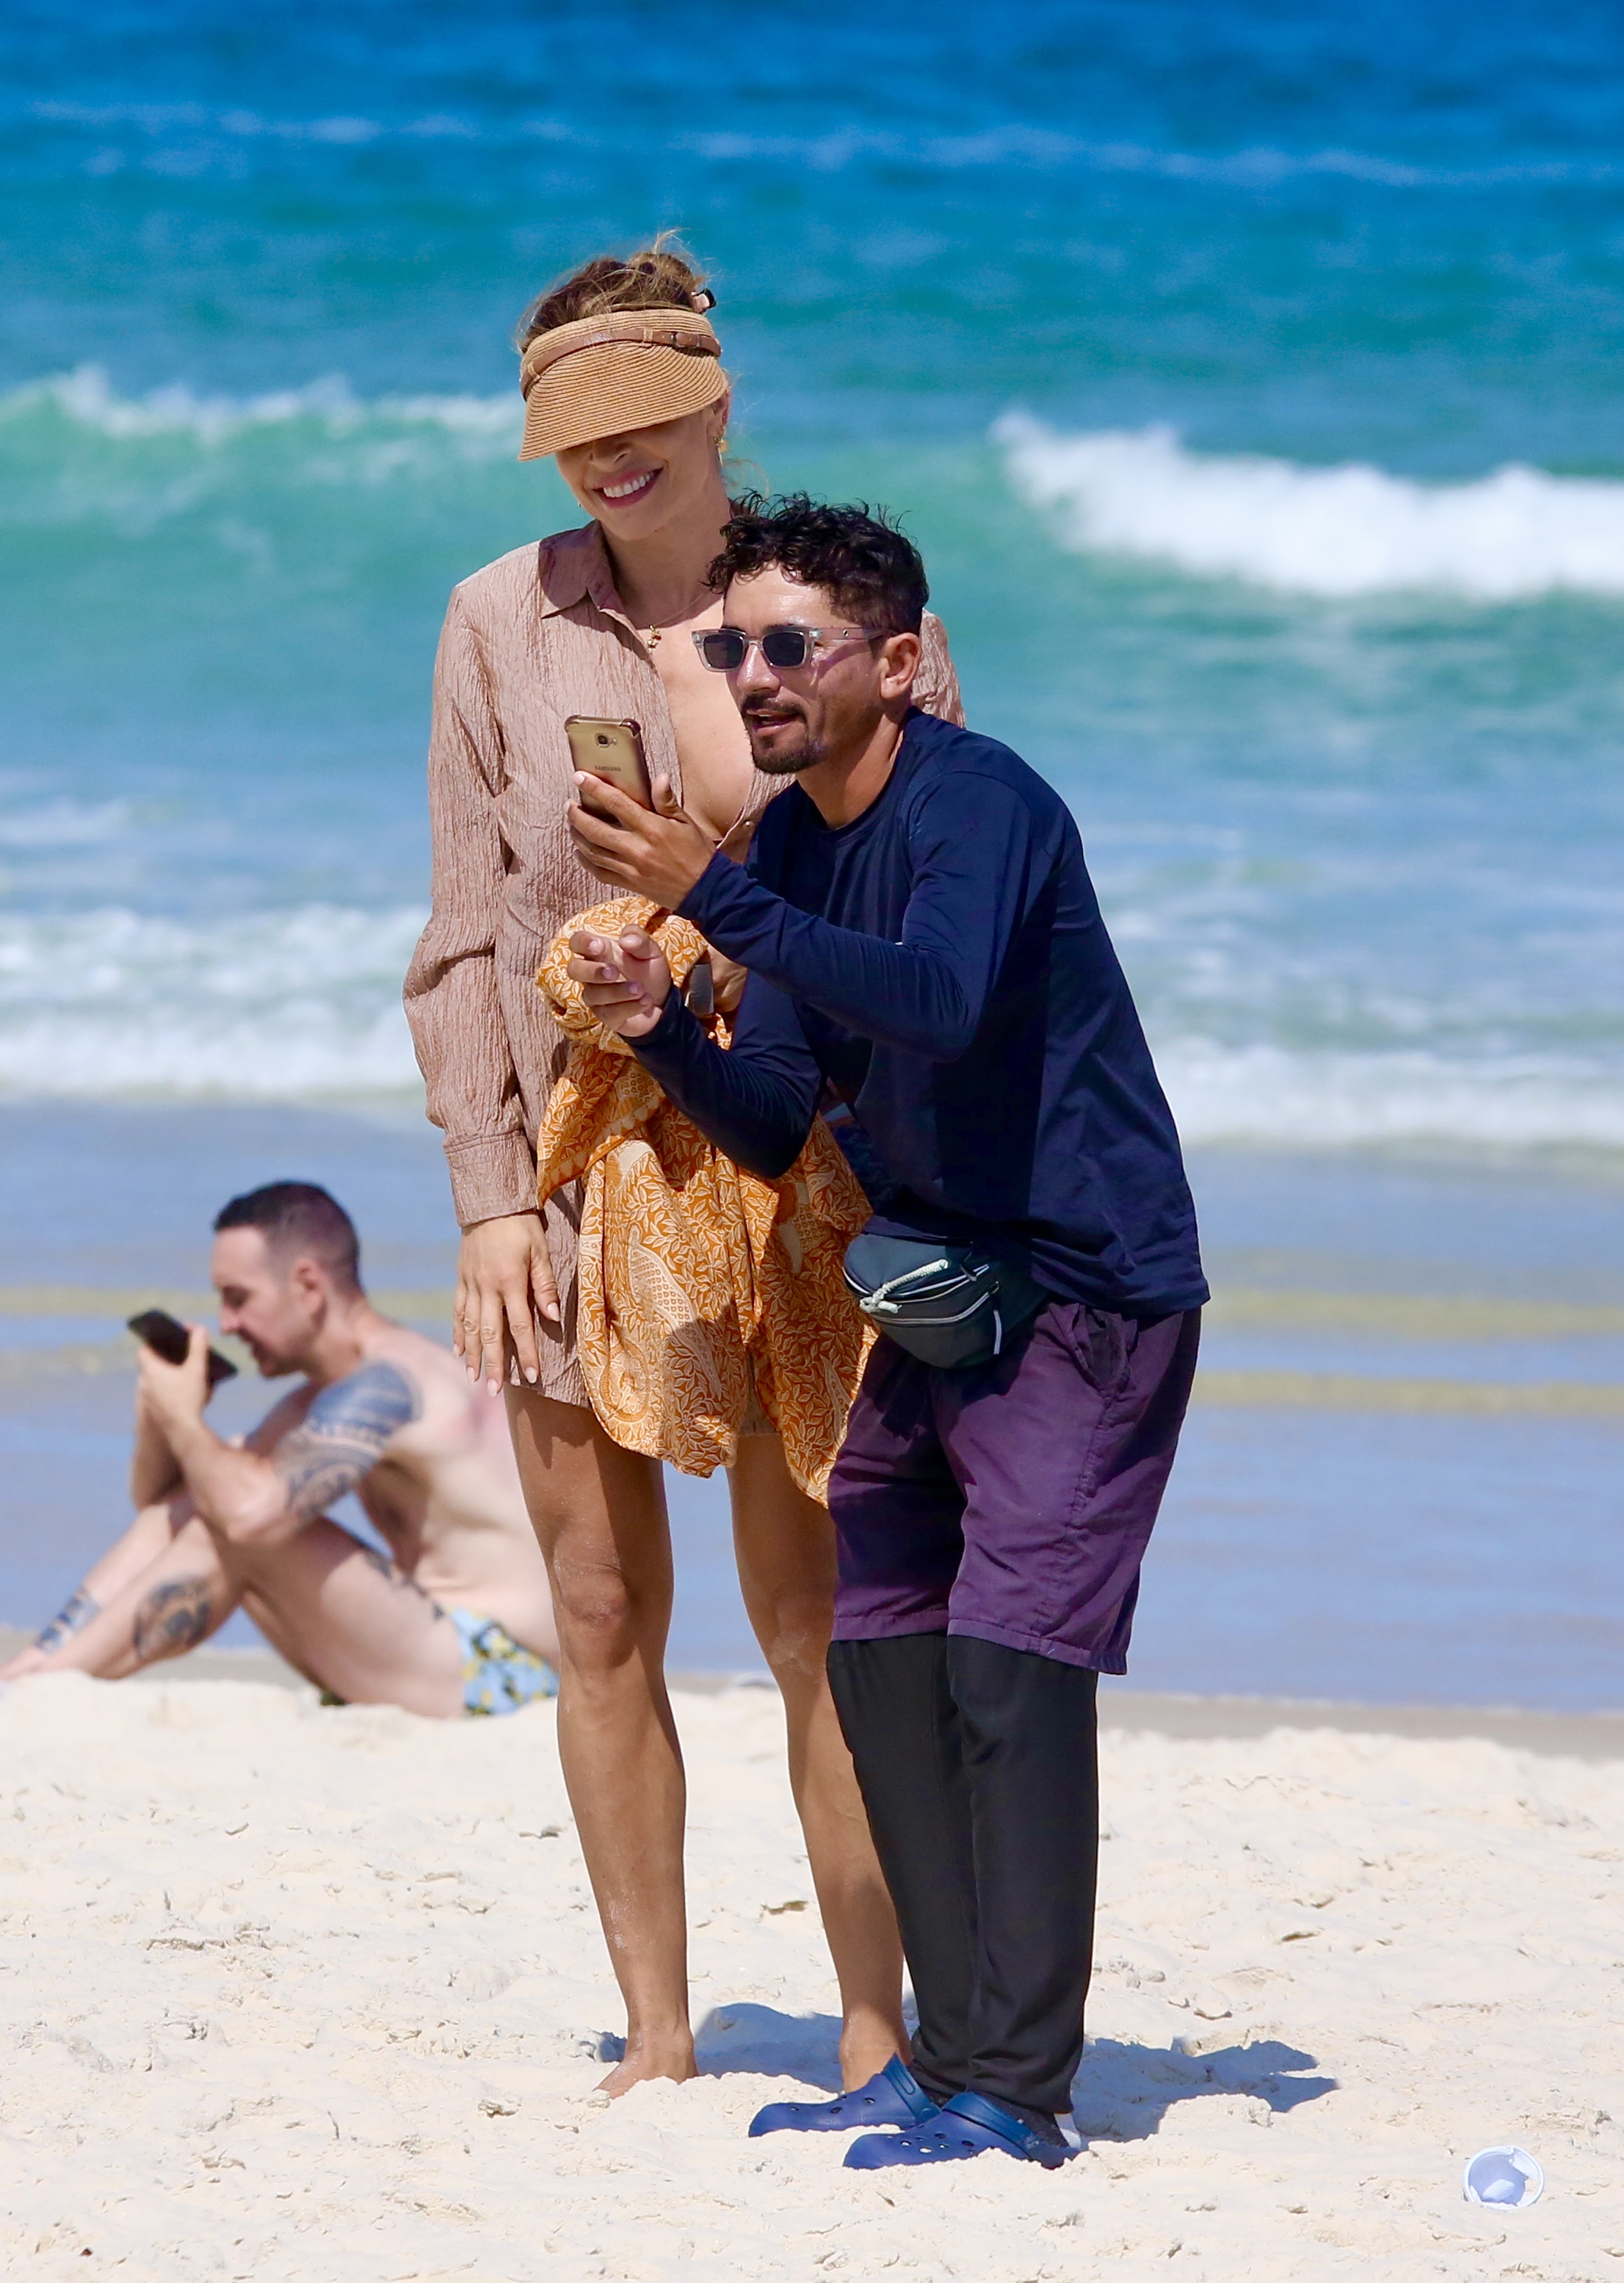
[267,1364,421,1524]
[137,1346,422,1550]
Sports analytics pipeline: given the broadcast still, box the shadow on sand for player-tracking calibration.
[685,2006,1338,2134]
[1070,2036,1337,2140]
[694,2002,846,2090]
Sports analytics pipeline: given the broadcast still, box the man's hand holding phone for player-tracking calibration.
[567,926,674,1042]
[135,1321,216,1437]
[568,771,718,908]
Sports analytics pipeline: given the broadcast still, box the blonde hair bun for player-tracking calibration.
[519,237,716,347]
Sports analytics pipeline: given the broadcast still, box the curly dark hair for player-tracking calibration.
[707,493,929,635]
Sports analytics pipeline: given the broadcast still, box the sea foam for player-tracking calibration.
[0,905,427,1097]
[4,902,1620,1150]
[997,413,1624,599]
[1,365,518,451]
[1159,1043,1624,1152]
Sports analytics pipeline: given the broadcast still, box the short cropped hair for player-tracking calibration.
[708,493,929,634]
[213,1182,362,1290]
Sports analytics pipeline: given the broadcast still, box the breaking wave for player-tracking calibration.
[18,363,516,445]
[0,905,427,1098]
[1159,1043,1624,1152]
[3,902,1620,1151]
[997,413,1624,599]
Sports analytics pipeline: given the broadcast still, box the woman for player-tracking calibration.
[403,243,965,2095]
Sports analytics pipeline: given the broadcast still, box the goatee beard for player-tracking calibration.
[747,724,824,777]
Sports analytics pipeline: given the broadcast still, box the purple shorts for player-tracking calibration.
[827,1302,1201,1674]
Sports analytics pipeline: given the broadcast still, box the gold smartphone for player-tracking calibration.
[565,716,653,811]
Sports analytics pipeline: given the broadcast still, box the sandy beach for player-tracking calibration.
[2,1670,1619,2281]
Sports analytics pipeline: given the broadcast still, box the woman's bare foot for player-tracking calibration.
[597,2032,699,2097]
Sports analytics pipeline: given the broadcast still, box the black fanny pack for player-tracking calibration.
[843,1234,1049,1371]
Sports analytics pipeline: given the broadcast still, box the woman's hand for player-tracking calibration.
[456,1212,560,1393]
[567,926,673,1041]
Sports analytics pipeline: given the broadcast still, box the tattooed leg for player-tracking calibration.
[23,1493,200,1663]
[359,1544,444,1607]
[34,1585,101,1655]
[131,1575,216,1665]
[233,1519,464,1719]
[1,1513,240,1682]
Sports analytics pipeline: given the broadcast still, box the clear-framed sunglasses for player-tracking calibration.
[692,625,882,673]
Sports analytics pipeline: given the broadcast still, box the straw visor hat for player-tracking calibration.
[517,305,726,460]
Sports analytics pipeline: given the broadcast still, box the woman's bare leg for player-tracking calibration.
[728,1433,909,2089]
[506,1389,695,2094]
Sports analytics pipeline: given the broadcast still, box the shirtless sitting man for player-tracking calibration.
[1,1182,559,1718]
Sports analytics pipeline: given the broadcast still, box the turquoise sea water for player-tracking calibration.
[4,0,1624,1138]
[1,1,1620,1699]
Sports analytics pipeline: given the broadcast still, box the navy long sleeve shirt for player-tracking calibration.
[634,709,1207,1319]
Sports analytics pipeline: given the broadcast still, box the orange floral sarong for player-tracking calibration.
[534,897,874,1502]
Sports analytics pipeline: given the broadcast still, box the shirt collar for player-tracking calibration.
[537,523,630,623]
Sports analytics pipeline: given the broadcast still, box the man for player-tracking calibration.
[563,496,1207,2168]
[1,1183,558,1717]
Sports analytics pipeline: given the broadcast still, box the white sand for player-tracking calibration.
[1,1675,1620,2282]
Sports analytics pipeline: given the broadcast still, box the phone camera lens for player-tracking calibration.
[595,734,612,746]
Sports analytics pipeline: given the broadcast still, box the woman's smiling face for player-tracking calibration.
[554,397,730,545]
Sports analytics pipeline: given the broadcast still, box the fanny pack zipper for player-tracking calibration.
[845,1255,996,1328]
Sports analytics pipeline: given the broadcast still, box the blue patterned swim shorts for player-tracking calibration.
[448,1607,558,1718]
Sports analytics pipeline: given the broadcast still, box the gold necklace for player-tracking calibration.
[636,582,711,653]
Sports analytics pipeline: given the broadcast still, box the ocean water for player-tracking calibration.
[4,1107,1621,1707]
[1,1,1621,1700]
[4,0,1624,1142]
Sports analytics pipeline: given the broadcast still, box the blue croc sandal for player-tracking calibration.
[749,2055,941,2138]
[844,2091,1070,2170]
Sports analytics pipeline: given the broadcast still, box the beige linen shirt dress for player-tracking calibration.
[403,521,965,1407]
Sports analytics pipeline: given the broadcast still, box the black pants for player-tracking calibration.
[827,1631,1099,2117]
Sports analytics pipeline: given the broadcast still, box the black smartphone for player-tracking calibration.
[127,1308,239,1387]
